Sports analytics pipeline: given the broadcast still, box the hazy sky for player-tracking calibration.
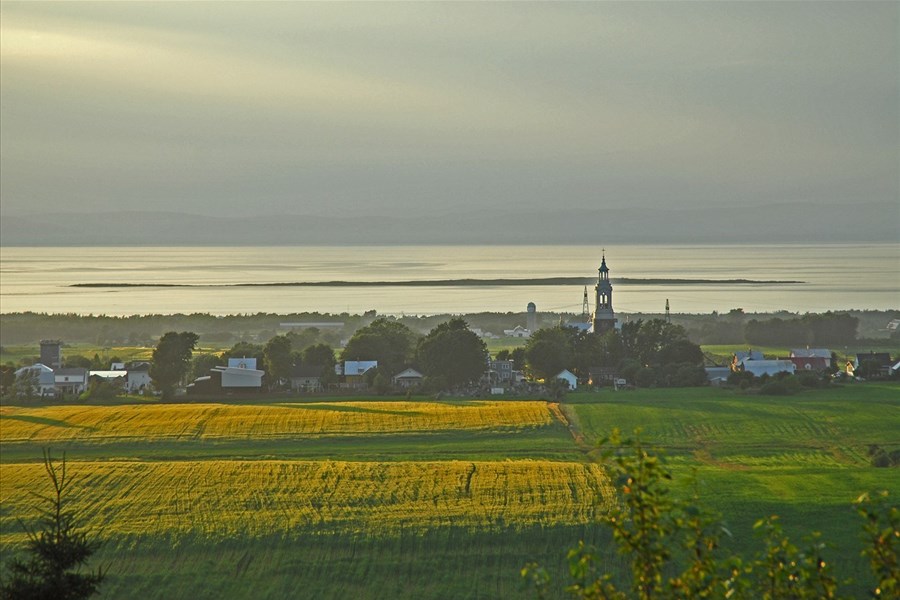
[1,2,897,219]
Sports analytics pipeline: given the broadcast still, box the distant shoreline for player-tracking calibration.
[71,277,803,288]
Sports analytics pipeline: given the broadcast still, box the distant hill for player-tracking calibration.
[0,200,895,245]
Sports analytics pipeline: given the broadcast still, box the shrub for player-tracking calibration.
[759,376,802,396]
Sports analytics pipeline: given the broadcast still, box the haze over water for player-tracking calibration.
[1,244,897,317]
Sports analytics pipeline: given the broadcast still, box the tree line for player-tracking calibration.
[143,317,489,397]
[3,309,895,349]
[521,320,707,388]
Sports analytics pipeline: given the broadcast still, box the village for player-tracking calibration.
[5,256,898,402]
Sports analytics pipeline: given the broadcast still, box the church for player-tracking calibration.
[592,253,617,335]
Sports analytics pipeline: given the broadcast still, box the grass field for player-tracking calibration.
[1,385,898,598]
[563,382,900,583]
[0,343,228,366]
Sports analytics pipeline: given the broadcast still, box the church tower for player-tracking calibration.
[592,253,617,335]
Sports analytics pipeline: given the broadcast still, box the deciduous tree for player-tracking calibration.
[263,334,293,386]
[416,318,487,388]
[524,327,574,380]
[149,331,198,399]
[301,343,336,370]
[342,318,418,376]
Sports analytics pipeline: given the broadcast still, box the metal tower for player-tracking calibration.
[582,286,590,321]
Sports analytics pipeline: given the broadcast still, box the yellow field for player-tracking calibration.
[0,400,552,443]
[0,459,614,543]
[0,400,607,550]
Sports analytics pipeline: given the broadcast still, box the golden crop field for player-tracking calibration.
[0,399,609,598]
[0,459,614,543]
[0,400,552,444]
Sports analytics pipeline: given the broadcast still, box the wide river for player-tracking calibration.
[0,244,897,316]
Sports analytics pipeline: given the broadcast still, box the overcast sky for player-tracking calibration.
[1,2,897,219]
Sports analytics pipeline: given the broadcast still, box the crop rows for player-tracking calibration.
[0,400,553,445]
[0,459,614,543]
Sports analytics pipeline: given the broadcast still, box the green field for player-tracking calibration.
[1,385,898,598]
[563,383,900,582]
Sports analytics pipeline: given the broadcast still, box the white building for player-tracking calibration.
[503,326,531,338]
[555,369,578,390]
[125,363,152,393]
[207,358,263,389]
[14,363,57,396]
[392,367,424,388]
[228,357,258,370]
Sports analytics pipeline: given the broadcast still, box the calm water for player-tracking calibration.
[0,245,897,316]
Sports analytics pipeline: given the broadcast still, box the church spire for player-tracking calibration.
[592,251,617,335]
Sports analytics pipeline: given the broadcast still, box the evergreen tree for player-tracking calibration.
[1,450,105,600]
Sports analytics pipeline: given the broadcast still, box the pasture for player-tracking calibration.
[1,385,898,598]
[564,382,900,575]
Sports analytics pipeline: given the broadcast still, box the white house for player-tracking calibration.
[290,364,325,393]
[125,363,152,393]
[555,369,578,390]
[14,363,57,396]
[503,326,532,339]
[392,367,424,388]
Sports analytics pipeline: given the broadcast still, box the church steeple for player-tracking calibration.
[592,251,617,334]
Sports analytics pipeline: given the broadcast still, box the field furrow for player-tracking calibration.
[0,401,553,444]
[0,460,614,543]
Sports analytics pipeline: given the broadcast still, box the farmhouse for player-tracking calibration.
[788,348,832,371]
[126,362,152,393]
[53,367,89,395]
[487,359,514,384]
[14,363,57,396]
[290,364,325,393]
[503,326,531,338]
[845,351,897,378]
[14,363,91,397]
[587,366,618,386]
[339,360,378,388]
[392,367,424,388]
